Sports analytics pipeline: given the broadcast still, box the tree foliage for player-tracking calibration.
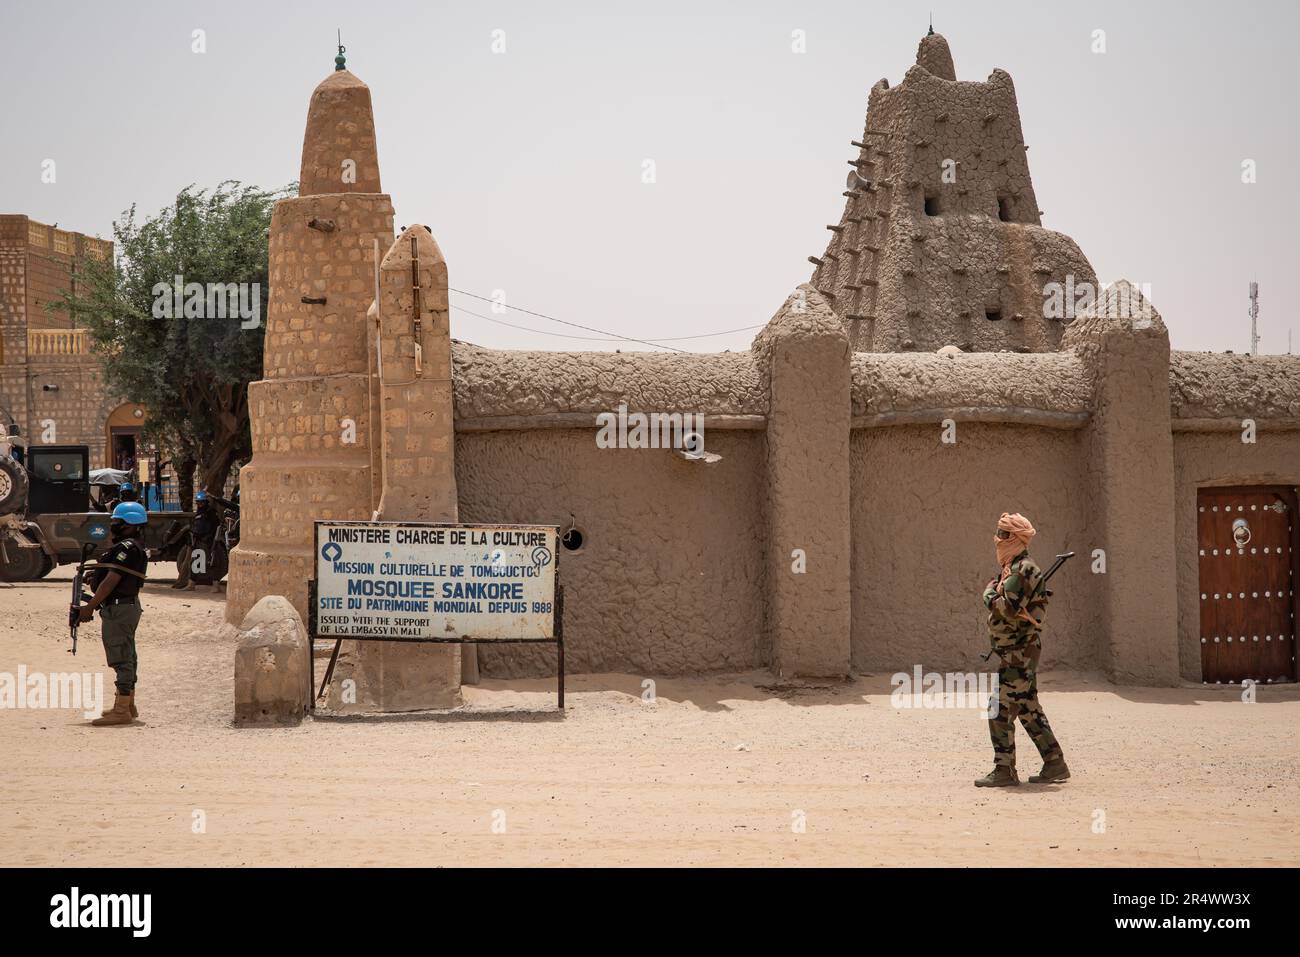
[55,181,291,500]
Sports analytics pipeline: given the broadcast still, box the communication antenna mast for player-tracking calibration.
[1248,281,1260,355]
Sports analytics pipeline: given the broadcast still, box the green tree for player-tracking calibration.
[55,181,290,503]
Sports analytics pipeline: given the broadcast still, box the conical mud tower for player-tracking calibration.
[229,56,463,710]
[226,60,395,626]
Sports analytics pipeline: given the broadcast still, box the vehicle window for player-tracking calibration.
[32,453,85,481]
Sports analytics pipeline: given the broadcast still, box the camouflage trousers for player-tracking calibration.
[100,600,141,695]
[987,638,1063,768]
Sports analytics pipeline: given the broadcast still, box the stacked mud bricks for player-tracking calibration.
[228,65,463,709]
[227,69,394,625]
[374,226,457,523]
[333,225,463,710]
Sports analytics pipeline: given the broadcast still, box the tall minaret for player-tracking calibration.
[809,32,1098,353]
[226,48,395,626]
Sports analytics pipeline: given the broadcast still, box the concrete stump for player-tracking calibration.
[233,595,311,726]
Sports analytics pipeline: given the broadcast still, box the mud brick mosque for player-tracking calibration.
[227,32,1300,709]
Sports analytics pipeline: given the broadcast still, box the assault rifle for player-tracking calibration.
[981,551,1075,662]
[67,542,97,656]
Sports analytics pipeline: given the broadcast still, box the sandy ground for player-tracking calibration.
[1,576,1298,868]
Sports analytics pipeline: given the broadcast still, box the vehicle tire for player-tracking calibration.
[0,457,28,516]
[35,553,56,579]
[0,532,47,582]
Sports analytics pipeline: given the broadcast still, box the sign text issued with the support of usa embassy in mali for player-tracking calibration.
[314,522,558,641]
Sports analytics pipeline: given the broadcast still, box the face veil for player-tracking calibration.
[994,512,1036,573]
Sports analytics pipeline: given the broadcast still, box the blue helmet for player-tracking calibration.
[195,491,208,502]
[110,501,148,525]
[120,481,134,493]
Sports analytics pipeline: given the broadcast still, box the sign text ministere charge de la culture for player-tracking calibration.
[313,521,558,641]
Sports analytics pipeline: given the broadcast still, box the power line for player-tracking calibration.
[651,325,765,341]
[451,303,763,345]
[450,288,682,352]
[451,305,625,342]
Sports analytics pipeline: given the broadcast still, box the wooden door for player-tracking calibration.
[1197,486,1298,684]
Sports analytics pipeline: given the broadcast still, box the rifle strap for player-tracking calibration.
[996,569,1043,630]
[88,561,148,580]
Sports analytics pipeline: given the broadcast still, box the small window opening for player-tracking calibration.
[924,193,942,216]
[985,308,1003,322]
[997,196,1013,222]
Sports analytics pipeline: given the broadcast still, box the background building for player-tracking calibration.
[0,214,144,468]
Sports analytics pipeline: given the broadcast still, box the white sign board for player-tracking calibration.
[313,521,558,641]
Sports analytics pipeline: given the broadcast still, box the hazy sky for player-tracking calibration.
[3,0,1296,354]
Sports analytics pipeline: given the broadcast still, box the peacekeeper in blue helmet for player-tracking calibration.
[76,502,150,726]
[104,480,137,512]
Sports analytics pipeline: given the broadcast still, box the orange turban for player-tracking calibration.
[995,512,1036,573]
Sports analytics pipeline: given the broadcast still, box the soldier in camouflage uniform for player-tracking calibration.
[974,512,1070,787]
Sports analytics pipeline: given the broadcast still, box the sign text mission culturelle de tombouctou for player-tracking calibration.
[313,521,558,641]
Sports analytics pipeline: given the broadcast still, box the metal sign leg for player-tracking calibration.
[318,639,343,701]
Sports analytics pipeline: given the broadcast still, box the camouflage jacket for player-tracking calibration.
[982,552,1047,650]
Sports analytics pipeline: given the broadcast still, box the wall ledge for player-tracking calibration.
[1172,417,1300,433]
[455,412,767,432]
[851,407,1089,430]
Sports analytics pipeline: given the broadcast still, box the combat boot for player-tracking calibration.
[92,693,134,727]
[974,765,1019,787]
[1028,758,1070,783]
[128,691,138,719]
